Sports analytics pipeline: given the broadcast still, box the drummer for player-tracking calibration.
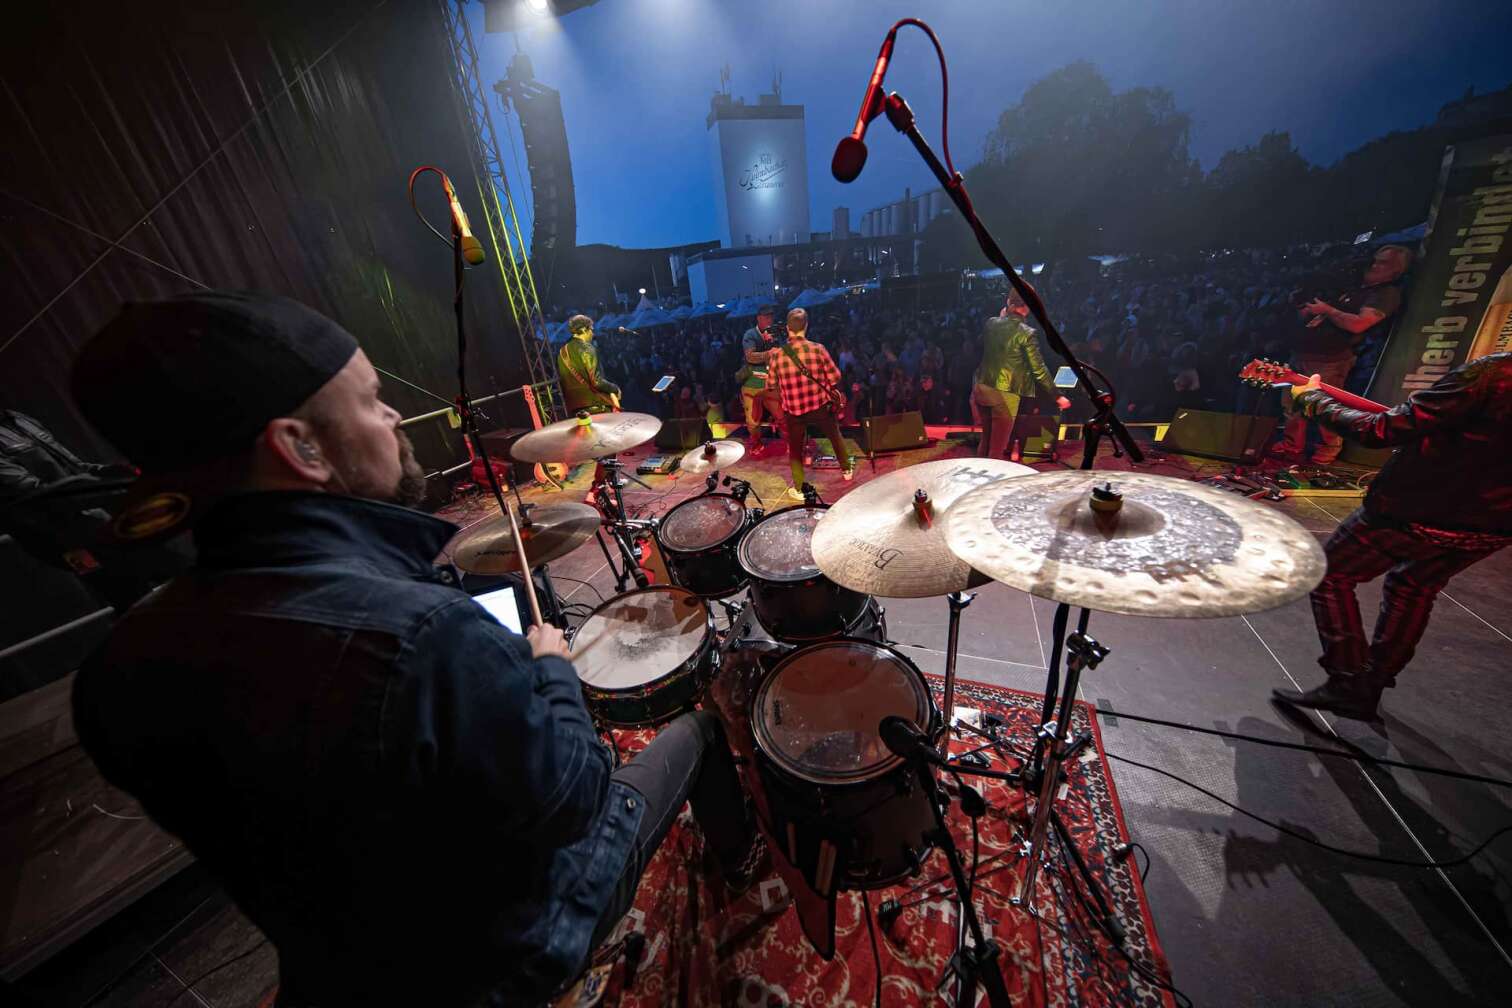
[67,292,762,1007]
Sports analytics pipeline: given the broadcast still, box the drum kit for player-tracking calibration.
[449,408,1327,990]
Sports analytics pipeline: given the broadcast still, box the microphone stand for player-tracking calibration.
[890,731,1013,1008]
[449,219,544,628]
[880,91,1133,931]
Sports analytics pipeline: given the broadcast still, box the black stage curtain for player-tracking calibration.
[0,0,531,475]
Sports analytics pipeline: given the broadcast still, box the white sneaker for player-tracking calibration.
[783,486,805,503]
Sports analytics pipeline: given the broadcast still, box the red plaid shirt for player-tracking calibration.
[768,337,842,416]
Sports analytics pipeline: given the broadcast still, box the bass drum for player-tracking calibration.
[656,493,751,598]
[738,504,869,643]
[752,639,939,893]
[570,586,716,728]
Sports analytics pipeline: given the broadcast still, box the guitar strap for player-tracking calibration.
[781,344,842,406]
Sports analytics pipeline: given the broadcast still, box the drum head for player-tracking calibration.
[739,505,825,582]
[573,587,709,692]
[660,494,745,552]
[754,640,930,784]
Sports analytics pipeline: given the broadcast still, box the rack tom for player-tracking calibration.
[738,504,869,642]
[656,493,752,598]
[570,586,716,727]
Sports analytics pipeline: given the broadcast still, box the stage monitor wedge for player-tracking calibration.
[1161,409,1275,463]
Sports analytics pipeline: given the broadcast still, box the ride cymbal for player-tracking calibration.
[942,470,1325,617]
[509,412,662,464]
[811,457,1036,598]
[679,439,746,475]
[448,502,600,574]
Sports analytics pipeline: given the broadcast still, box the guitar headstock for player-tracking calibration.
[1237,358,1291,387]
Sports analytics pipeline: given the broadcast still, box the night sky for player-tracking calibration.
[470,0,1512,251]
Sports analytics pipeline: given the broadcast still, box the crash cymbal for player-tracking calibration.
[509,412,662,465]
[679,439,745,475]
[811,457,1036,598]
[449,502,600,574]
[942,470,1325,618]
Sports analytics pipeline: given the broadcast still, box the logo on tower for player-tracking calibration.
[739,152,787,191]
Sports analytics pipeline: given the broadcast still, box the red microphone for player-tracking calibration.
[831,28,897,183]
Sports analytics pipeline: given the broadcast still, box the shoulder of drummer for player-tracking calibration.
[391,596,610,844]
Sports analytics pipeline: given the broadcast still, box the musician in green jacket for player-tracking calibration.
[557,315,621,415]
[973,289,1068,459]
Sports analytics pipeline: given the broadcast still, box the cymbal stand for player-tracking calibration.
[1015,628,1121,942]
[938,590,975,756]
[593,458,653,593]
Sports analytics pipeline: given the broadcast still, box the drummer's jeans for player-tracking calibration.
[586,710,753,951]
[1311,509,1501,686]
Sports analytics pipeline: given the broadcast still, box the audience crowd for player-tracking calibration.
[572,242,1382,429]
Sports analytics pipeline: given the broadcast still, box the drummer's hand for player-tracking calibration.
[527,623,572,659]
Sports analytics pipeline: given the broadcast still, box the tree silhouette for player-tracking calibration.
[914,64,1512,270]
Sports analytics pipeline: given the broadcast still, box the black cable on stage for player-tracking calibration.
[550,575,607,604]
[173,937,270,994]
[1106,750,1512,869]
[1096,705,1512,790]
[861,890,882,1008]
[1043,859,1195,1008]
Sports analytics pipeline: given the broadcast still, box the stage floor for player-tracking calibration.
[15,436,1512,1007]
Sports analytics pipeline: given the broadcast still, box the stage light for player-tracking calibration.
[525,0,549,13]
[639,287,646,294]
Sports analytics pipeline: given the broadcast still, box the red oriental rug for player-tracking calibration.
[570,677,1175,1007]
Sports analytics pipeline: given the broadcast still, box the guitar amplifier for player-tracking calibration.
[1161,409,1276,463]
[478,428,539,484]
[859,411,928,453]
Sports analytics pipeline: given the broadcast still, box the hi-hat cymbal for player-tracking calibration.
[510,412,662,464]
[679,439,745,475]
[942,470,1325,618]
[811,457,1036,598]
[449,502,600,574]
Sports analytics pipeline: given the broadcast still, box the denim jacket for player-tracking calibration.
[73,492,641,1005]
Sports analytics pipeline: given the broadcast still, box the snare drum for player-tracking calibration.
[738,505,869,643]
[656,493,751,598]
[751,639,939,893]
[570,586,716,727]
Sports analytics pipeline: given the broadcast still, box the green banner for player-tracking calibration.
[1369,135,1512,402]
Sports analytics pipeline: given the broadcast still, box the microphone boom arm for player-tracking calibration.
[880,91,1143,466]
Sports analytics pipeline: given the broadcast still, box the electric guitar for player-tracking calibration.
[1237,359,1387,412]
[521,383,568,486]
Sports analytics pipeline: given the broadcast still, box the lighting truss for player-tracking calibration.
[438,0,562,422]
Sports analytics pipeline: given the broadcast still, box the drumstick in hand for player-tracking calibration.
[500,499,545,627]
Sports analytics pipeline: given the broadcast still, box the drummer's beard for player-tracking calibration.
[392,430,426,508]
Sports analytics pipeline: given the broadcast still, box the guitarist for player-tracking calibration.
[557,315,621,415]
[1273,352,1512,722]
[556,314,621,492]
[973,287,1070,460]
[1276,245,1409,466]
[768,307,853,501]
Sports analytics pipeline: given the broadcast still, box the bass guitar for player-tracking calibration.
[1237,359,1386,412]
